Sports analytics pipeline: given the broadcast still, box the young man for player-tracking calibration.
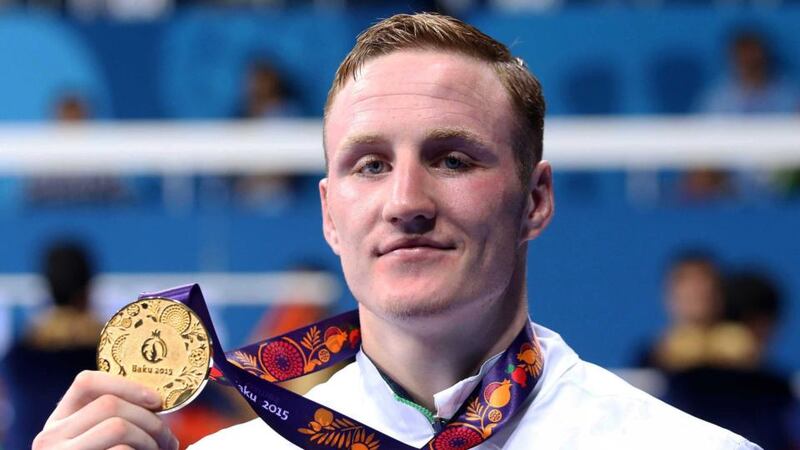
[34,13,759,450]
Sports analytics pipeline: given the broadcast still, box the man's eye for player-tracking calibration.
[356,158,388,175]
[438,155,470,171]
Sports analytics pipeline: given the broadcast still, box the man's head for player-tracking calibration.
[42,241,94,310]
[320,14,553,322]
[244,60,289,118]
[730,30,771,86]
[324,13,545,184]
[664,250,722,327]
[723,270,782,348]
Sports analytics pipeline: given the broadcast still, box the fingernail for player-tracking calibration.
[171,436,180,450]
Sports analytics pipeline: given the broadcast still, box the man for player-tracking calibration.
[3,241,102,450]
[698,29,800,114]
[637,251,724,370]
[34,13,759,450]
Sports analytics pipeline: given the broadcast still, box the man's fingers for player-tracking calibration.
[48,371,161,423]
[54,394,177,450]
[65,416,161,450]
[34,371,177,450]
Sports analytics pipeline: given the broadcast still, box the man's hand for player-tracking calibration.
[32,371,179,450]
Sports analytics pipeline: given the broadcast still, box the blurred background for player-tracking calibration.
[0,0,799,449]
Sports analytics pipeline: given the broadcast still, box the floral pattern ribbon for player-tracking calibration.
[141,284,543,450]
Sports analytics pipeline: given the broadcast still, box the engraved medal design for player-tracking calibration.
[97,298,212,412]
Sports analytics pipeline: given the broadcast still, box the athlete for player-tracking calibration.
[33,13,760,450]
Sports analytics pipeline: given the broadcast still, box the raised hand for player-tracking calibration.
[32,371,179,450]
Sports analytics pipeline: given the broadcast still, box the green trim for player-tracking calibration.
[366,351,438,425]
[392,393,436,423]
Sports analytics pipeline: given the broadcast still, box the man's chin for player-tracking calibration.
[365,292,463,321]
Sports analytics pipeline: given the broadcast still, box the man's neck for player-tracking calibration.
[358,272,529,412]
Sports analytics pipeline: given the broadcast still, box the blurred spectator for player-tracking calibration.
[637,253,799,448]
[237,60,302,119]
[723,271,783,366]
[0,241,103,450]
[25,92,132,206]
[678,168,735,202]
[53,93,91,122]
[687,29,800,202]
[636,250,724,371]
[231,60,303,210]
[698,29,800,114]
[663,270,798,450]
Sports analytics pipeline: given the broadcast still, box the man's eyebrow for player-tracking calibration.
[338,128,492,154]
[425,127,492,150]
[340,133,387,151]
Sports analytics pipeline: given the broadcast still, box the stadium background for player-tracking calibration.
[0,2,799,449]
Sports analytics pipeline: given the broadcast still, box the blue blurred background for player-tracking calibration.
[1,7,800,119]
[0,1,799,449]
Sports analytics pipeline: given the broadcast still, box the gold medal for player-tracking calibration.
[97,297,212,412]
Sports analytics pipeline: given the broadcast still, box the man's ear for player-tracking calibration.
[520,160,554,243]
[319,178,341,255]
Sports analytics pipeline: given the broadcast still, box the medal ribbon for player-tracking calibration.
[141,284,543,450]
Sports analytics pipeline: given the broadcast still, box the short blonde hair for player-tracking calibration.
[324,13,545,182]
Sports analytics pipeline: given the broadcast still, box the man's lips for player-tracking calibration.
[376,237,455,256]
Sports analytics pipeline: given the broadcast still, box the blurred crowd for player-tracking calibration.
[7,28,798,218]
[1,243,103,450]
[637,250,800,449]
[38,23,800,122]
[680,29,800,202]
[3,25,799,210]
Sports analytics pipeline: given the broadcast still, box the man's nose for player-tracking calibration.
[381,161,435,233]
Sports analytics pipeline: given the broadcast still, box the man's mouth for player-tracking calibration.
[376,237,455,257]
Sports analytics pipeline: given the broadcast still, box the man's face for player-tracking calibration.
[733,40,768,83]
[321,50,551,320]
[666,262,721,326]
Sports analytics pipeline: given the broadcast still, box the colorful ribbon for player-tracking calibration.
[140,284,543,450]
